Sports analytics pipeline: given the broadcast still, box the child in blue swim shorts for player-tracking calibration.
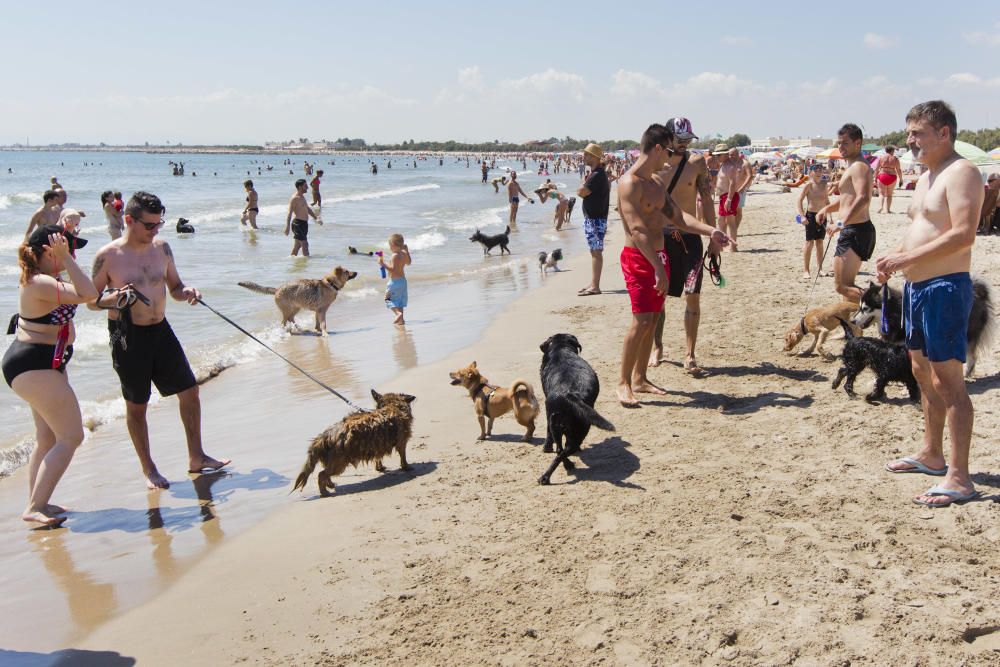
[380,233,411,325]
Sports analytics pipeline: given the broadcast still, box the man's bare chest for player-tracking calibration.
[109,255,167,287]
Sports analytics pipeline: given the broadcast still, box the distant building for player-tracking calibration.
[750,135,833,150]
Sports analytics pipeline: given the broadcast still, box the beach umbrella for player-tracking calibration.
[896,149,915,170]
[990,147,1000,158]
[817,147,843,159]
[861,143,881,152]
[789,146,823,159]
[954,140,990,164]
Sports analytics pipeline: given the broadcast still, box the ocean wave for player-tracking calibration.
[342,286,381,300]
[406,231,447,251]
[0,233,26,252]
[0,436,33,479]
[0,192,41,210]
[328,183,440,204]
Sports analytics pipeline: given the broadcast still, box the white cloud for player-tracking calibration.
[963,22,1000,47]
[672,72,765,96]
[610,70,665,98]
[798,78,839,96]
[947,72,982,85]
[457,66,485,92]
[501,68,587,102]
[721,35,754,46]
[863,33,898,49]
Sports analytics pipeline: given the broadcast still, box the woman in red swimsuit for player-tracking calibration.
[2,225,99,527]
[875,145,904,213]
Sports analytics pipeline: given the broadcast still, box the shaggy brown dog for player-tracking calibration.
[292,390,415,497]
[449,361,539,441]
[783,301,862,359]
[239,266,357,336]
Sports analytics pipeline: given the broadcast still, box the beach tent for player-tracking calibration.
[954,140,991,165]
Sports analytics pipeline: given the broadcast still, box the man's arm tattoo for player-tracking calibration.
[91,256,105,279]
[661,193,675,219]
[162,243,173,258]
[696,172,713,199]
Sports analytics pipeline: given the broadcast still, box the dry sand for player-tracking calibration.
[61,187,1000,665]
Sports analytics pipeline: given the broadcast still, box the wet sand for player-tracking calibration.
[6,187,1000,665]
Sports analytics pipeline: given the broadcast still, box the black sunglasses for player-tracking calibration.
[134,219,165,231]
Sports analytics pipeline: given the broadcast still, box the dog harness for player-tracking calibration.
[799,317,808,336]
[472,381,499,418]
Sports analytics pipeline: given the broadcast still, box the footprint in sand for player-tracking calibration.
[586,562,616,594]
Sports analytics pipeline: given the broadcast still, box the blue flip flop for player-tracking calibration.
[885,457,947,476]
[912,486,981,508]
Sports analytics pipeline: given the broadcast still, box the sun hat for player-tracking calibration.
[712,143,730,155]
[583,143,605,159]
[668,117,698,141]
[27,224,88,253]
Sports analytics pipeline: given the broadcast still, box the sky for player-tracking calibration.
[1,0,998,145]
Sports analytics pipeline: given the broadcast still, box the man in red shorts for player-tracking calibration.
[616,124,733,406]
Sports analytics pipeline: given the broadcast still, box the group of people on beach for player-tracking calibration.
[2,99,989,528]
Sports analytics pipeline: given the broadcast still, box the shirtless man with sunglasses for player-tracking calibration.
[91,191,229,490]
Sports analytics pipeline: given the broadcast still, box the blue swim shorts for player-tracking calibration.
[583,217,607,251]
[903,272,972,363]
[385,277,408,310]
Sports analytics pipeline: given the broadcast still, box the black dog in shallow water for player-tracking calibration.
[538,333,615,485]
[469,226,511,255]
[832,318,920,404]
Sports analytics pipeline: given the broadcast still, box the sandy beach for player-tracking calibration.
[0,185,988,665]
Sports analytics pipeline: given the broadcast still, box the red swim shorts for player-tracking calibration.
[718,192,740,216]
[620,246,668,314]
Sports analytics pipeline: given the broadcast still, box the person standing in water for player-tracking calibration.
[241,180,259,229]
[506,172,534,227]
[285,179,320,256]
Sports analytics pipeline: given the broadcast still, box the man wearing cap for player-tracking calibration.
[649,118,719,376]
[577,143,610,296]
[715,144,740,249]
[90,191,230,490]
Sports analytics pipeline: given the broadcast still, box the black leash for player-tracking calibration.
[196,297,369,413]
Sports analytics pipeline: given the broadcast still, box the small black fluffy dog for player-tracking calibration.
[538,333,615,484]
[176,217,195,233]
[469,226,511,255]
[832,319,920,404]
[853,279,994,377]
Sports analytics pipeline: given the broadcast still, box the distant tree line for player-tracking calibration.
[872,127,1000,151]
[690,133,751,149]
[359,136,640,153]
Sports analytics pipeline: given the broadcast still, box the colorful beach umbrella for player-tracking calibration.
[788,146,824,159]
[987,147,1000,159]
[817,147,843,159]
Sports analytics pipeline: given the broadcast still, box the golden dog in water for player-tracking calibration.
[239,266,357,336]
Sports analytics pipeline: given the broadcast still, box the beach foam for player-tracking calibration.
[406,230,447,251]
[0,192,41,210]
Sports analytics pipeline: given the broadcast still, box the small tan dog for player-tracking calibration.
[291,390,415,497]
[449,361,539,441]
[239,266,357,336]
[784,301,862,359]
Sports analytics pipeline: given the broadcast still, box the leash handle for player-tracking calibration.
[880,283,890,336]
[196,298,369,413]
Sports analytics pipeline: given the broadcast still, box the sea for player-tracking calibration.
[0,150,584,480]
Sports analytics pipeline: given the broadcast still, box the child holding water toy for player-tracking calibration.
[379,233,411,325]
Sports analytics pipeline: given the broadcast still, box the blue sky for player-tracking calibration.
[2,1,998,144]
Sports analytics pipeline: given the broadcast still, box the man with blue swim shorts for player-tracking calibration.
[577,143,610,296]
[876,100,986,508]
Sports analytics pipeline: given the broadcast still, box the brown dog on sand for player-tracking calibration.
[449,361,539,442]
[239,266,357,336]
[291,390,415,497]
[784,301,862,359]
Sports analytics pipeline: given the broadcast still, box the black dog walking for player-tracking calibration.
[469,226,511,255]
[537,333,614,485]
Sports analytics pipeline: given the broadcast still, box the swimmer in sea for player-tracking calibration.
[241,180,259,229]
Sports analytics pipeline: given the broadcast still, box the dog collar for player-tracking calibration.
[472,382,498,418]
[799,317,807,336]
[325,281,341,291]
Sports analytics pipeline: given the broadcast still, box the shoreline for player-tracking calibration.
[7,188,1000,665]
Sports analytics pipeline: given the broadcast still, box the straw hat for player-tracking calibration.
[712,143,730,155]
[583,143,604,159]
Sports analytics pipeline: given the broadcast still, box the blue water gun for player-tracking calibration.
[375,251,387,279]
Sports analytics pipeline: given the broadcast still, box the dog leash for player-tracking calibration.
[880,282,891,336]
[196,297,369,413]
[802,231,835,313]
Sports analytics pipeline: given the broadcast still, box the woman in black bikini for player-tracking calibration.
[2,225,99,527]
[241,179,259,229]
